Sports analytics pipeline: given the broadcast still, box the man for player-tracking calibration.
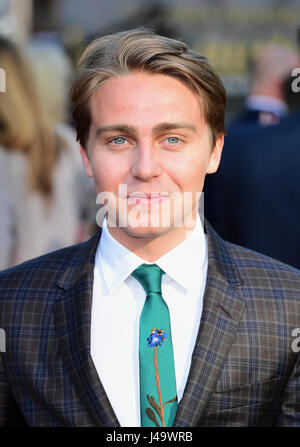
[0,29,299,427]
[230,45,299,128]
[204,103,300,271]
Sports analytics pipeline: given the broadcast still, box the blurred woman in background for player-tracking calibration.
[0,36,91,270]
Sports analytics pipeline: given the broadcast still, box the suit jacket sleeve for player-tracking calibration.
[277,352,300,426]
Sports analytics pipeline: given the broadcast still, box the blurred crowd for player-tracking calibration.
[0,34,95,270]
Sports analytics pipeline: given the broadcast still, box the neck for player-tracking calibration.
[107,217,197,262]
[251,83,283,101]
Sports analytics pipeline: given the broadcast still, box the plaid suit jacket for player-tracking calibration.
[0,220,299,427]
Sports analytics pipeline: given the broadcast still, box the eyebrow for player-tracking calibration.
[153,122,197,134]
[94,122,197,138]
[95,124,136,138]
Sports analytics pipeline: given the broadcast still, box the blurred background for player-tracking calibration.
[2,0,300,118]
[0,0,300,269]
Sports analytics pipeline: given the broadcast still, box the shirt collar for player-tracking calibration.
[245,95,288,116]
[96,214,207,294]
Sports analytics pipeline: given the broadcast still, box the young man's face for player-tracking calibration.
[81,71,223,242]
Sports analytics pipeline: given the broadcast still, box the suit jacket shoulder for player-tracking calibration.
[0,230,101,298]
[225,236,300,287]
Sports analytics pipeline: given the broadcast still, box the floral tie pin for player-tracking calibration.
[145,328,177,427]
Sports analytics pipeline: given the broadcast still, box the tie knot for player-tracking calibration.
[131,264,164,295]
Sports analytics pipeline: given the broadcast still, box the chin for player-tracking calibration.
[123,224,172,239]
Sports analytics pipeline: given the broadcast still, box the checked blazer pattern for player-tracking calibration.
[0,219,300,426]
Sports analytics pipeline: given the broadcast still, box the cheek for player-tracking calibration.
[91,156,128,192]
[188,151,210,187]
[168,157,206,191]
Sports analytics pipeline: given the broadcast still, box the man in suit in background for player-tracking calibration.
[231,45,299,127]
[204,87,300,270]
[0,29,300,427]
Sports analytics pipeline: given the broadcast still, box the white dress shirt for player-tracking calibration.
[90,214,208,426]
[245,95,288,117]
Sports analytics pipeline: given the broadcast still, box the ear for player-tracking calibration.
[80,145,93,177]
[206,134,224,174]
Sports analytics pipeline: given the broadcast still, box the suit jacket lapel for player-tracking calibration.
[173,219,245,427]
[53,229,120,427]
[53,220,245,427]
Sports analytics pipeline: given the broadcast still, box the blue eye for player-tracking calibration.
[166,137,180,144]
[111,137,127,144]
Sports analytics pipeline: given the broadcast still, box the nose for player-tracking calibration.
[130,143,162,181]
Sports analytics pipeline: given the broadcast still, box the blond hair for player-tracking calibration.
[70,28,227,150]
[0,37,63,197]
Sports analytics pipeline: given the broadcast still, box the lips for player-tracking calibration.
[127,193,170,198]
[126,192,170,205]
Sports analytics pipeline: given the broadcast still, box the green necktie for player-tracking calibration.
[132,264,178,427]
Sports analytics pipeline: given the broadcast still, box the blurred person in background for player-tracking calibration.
[26,34,74,125]
[26,35,97,237]
[231,44,299,127]
[0,36,89,270]
[204,73,300,270]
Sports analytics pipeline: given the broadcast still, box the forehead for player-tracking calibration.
[89,72,203,127]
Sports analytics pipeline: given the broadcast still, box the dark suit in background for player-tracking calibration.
[230,103,282,128]
[204,106,300,270]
